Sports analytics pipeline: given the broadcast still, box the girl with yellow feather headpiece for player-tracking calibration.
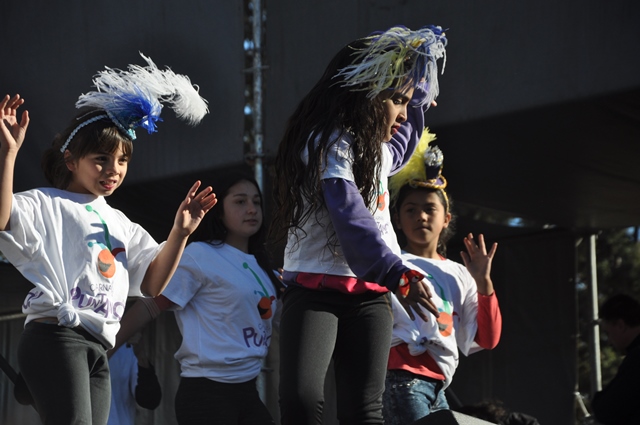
[383,129,503,424]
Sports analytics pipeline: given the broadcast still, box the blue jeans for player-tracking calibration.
[382,369,449,425]
[18,321,111,425]
[279,287,393,425]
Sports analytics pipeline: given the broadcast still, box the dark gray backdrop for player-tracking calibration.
[2,1,640,424]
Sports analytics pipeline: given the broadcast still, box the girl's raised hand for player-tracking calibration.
[173,181,217,237]
[0,94,30,154]
[460,233,497,295]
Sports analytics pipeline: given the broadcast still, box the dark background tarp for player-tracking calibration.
[2,1,640,424]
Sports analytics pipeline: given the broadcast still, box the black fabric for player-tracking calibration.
[448,230,576,425]
[278,287,393,425]
[135,363,162,410]
[591,334,640,424]
[13,373,34,406]
[174,377,274,425]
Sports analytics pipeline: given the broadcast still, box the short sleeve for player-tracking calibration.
[319,135,355,182]
[161,248,205,309]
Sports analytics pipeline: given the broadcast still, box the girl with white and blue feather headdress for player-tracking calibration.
[271,25,448,424]
[0,54,217,425]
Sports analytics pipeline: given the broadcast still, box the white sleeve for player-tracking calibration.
[319,134,355,182]
[0,193,44,266]
[455,267,481,356]
[160,248,205,309]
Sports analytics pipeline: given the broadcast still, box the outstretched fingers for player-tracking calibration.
[0,94,30,151]
[0,95,9,112]
[465,233,498,259]
[184,180,202,202]
[461,233,498,283]
[1,94,24,121]
[197,187,217,213]
[184,181,217,213]
[7,94,24,111]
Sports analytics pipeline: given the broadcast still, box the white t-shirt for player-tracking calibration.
[284,132,400,276]
[0,188,162,348]
[162,242,278,383]
[391,253,482,389]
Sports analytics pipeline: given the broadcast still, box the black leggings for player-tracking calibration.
[175,377,274,425]
[18,322,110,425]
[278,286,393,425]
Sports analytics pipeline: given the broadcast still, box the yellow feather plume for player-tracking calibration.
[389,128,437,205]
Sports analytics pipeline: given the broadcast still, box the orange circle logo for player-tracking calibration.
[257,296,274,319]
[97,249,116,278]
[437,311,453,337]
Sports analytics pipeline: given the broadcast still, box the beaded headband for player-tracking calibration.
[60,52,209,153]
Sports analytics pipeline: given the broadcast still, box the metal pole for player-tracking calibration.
[251,0,264,192]
[0,313,26,322]
[589,234,602,396]
[250,0,267,402]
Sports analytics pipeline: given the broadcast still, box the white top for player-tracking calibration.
[284,132,401,275]
[391,253,482,389]
[0,188,162,348]
[162,242,278,383]
[108,344,138,425]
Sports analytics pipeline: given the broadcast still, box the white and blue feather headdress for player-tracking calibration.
[334,25,447,107]
[60,53,209,152]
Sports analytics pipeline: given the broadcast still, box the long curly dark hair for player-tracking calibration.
[270,38,389,248]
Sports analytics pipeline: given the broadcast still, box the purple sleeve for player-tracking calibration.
[386,84,429,174]
[322,178,409,291]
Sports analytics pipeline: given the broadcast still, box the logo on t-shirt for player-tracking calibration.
[425,272,455,337]
[86,205,125,279]
[243,262,276,319]
[377,180,387,211]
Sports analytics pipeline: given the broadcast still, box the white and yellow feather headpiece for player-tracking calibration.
[389,128,449,210]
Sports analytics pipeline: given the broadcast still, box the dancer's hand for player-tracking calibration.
[0,94,30,155]
[395,269,440,322]
[460,233,497,295]
[173,180,217,237]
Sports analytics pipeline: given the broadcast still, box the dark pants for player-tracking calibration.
[278,286,393,425]
[175,377,274,425]
[18,321,111,425]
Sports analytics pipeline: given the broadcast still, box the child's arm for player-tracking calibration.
[323,178,439,321]
[109,295,174,356]
[0,95,30,231]
[460,233,502,348]
[139,181,216,296]
[474,292,502,349]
